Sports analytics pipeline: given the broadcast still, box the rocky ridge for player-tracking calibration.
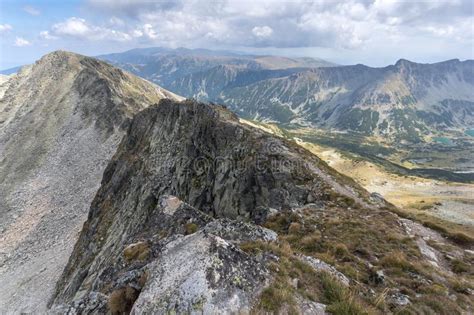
[50,100,473,314]
[0,51,181,313]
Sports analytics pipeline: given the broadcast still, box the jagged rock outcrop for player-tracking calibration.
[50,99,374,312]
[51,195,277,314]
[0,51,181,313]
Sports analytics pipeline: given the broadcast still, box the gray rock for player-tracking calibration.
[370,270,385,285]
[132,232,268,314]
[298,255,350,286]
[0,51,180,313]
[389,291,411,306]
[51,196,273,313]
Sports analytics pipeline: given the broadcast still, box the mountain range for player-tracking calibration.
[0,51,472,314]
[100,48,474,143]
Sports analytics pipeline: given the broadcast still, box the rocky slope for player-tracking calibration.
[50,100,473,314]
[0,51,181,313]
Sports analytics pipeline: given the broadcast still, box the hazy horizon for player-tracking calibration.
[1,45,473,72]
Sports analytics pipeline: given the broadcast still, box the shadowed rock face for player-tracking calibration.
[50,99,376,311]
[0,51,180,313]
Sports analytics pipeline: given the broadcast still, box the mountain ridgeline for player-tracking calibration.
[100,48,474,143]
[0,51,180,313]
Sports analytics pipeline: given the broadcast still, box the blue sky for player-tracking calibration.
[1,0,473,69]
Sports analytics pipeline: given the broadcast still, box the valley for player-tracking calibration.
[301,140,474,236]
[242,120,474,241]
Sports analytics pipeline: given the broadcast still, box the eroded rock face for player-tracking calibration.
[51,196,274,314]
[50,100,372,312]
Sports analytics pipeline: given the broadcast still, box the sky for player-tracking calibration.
[0,0,473,69]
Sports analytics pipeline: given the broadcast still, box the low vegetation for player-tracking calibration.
[243,202,473,314]
[108,286,140,315]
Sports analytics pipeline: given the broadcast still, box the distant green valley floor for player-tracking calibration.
[242,120,474,240]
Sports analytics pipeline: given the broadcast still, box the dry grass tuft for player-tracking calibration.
[184,222,199,235]
[123,242,150,263]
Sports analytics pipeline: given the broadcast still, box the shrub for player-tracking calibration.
[333,243,351,260]
[326,297,368,315]
[321,273,346,303]
[108,286,139,315]
[451,259,470,274]
[258,285,294,312]
[123,242,150,263]
[185,222,199,235]
[288,222,302,234]
[380,251,412,271]
[300,232,322,252]
[321,273,368,315]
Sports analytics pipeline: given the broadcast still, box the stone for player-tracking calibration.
[298,255,350,286]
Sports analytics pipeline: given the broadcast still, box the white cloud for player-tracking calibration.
[30,0,471,63]
[77,0,473,53]
[14,37,31,47]
[39,30,58,40]
[252,26,273,38]
[109,17,125,26]
[131,24,159,39]
[0,24,12,33]
[51,17,132,41]
[23,5,41,16]
[141,24,158,39]
[52,17,91,37]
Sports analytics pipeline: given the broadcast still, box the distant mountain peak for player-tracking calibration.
[394,58,416,67]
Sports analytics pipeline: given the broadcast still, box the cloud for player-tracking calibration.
[23,5,41,16]
[14,37,31,47]
[133,23,158,39]
[51,17,132,41]
[86,0,180,17]
[39,31,58,40]
[252,26,273,38]
[80,0,473,51]
[0,24,12,33]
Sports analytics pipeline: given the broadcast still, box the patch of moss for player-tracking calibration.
[123,242,150,263]
[185,222,199,235]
